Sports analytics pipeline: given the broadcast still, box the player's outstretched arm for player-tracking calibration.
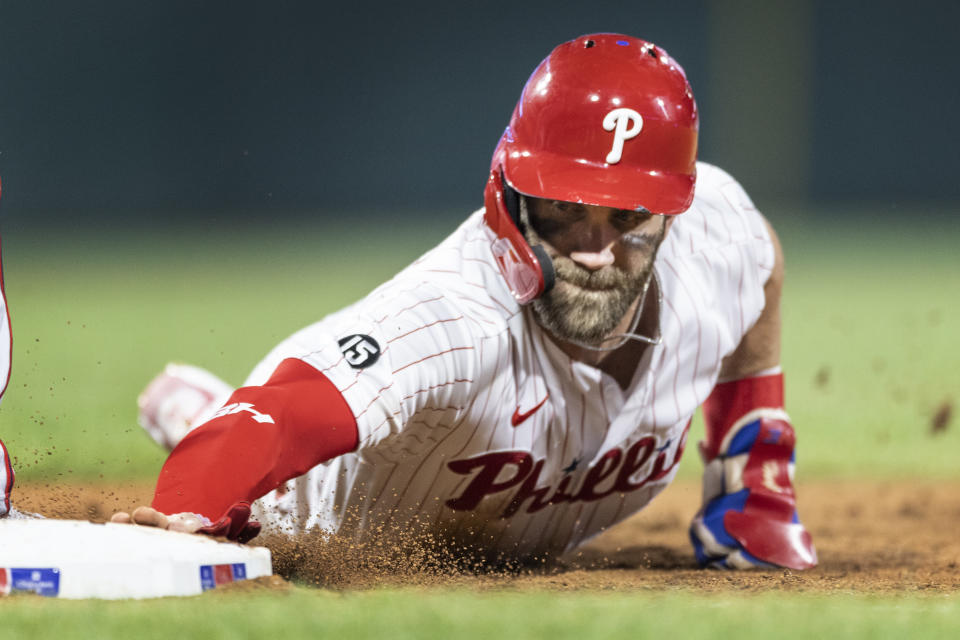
[114,357,359,542]
[111,503,261,543]
[689,220,817,570]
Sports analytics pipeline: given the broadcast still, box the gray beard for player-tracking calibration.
[522,205,664,346]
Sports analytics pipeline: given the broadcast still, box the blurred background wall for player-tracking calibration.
[0,0,957,228]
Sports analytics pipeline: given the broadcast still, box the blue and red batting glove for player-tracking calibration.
[689,373,817,570]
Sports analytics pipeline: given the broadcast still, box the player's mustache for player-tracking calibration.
[551,256,631,291]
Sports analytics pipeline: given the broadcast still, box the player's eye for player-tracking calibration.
[528,210,568,238]
[611,210,640,229]
[612,208,656,231]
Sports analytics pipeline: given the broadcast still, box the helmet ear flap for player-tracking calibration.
[503,175,555,295]
[482,168,554,304]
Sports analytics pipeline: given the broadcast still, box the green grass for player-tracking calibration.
[774,211,960,479]
[2,588,960,639]
[1,210,959,483]
[2,209,959,633]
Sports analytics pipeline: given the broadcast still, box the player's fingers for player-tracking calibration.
[166,512,207,534]
[131,505,170,529]
[110,511,132,524]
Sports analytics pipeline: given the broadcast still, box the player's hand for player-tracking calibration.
[110,502,261,543]
[689,413,817,570]
[111,506,209,533]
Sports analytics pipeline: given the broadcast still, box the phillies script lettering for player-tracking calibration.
[445,434,686,518]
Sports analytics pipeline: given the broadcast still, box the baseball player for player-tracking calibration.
[0,177,17,519]
[117,34,817,570]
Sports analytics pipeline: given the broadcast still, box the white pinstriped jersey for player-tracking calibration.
[1,237,13,517]
[248,162,775,557]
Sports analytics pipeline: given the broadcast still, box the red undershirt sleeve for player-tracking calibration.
[151,357,359,520]
[701,372,784,461]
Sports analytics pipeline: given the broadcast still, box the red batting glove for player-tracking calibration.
[197,502,261,544]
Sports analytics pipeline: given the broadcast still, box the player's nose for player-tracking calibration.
[570,246,615,270]
[568,220,618,270]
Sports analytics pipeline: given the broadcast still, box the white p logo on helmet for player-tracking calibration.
[603,108,643,164]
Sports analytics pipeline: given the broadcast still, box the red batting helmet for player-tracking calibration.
[484,33,699,304]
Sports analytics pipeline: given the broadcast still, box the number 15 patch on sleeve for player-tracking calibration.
[338,334,381,369]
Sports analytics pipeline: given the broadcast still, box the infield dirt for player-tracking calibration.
[14,479,960,594]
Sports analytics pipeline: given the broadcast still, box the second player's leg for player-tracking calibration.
[138,363,235,451]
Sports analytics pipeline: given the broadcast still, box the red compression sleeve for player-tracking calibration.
[151,358,359,520]
[701,372,784,461]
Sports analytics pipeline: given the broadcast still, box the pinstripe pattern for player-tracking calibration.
[249,162,774,557]
[0,236,12,516]
[0,235,10,402]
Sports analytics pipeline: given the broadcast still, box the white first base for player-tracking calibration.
[0,519,272,599]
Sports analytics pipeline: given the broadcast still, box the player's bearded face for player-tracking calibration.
[522,197,668,345]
